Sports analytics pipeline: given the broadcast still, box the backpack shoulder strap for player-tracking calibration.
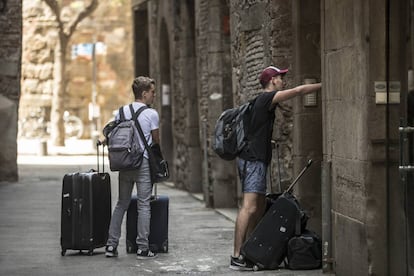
[129,104,151,151]
[119,106,126,121]
[129,104,148,121]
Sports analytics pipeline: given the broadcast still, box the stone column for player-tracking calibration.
[0,0,22,182]
[196,0,236,208]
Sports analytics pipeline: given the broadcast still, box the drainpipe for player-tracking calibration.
[202,119,213,207]
[320,0,333,272]
[322,160,333,273]
[399,119,412,276]
[385,0,391,274]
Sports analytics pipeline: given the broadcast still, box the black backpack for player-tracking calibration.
[212,98,256,160]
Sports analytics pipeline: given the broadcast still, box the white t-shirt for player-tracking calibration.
[115,102,159,159]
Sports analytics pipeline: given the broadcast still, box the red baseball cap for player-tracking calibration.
[259,66,288,87]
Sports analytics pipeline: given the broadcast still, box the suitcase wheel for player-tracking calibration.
[61,249,66,256]
[253,265,259,271]
[87,249,93,256]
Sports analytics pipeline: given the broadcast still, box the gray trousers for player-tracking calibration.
[106,158,152,251]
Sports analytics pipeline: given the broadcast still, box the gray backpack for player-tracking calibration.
[104,104,148,171]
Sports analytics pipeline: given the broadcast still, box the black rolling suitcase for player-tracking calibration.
[126,184,169,253]
[60,144,111,256]
[241,159,312,270]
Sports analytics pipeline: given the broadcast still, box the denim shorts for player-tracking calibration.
[237,159,267,194]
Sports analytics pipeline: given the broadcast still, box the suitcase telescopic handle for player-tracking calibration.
[284,159,313,194]
[96,140,105,173]
[153,183,157,198]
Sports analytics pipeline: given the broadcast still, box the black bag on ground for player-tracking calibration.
[286,229,322,270]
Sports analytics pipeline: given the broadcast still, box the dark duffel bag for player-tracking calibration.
[286,229,322,270]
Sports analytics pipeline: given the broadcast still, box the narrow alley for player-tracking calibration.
[0,140,324,276]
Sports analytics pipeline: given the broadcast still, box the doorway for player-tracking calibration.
[394,0,413,274]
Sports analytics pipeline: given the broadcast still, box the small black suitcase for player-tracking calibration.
[60,144,111,256]
[126,185,169,253]
[241,160,312,270]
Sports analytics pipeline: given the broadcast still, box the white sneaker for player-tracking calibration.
[136,249,157,260]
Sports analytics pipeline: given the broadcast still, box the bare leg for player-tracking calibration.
[246,195,266,238]
[233,192,266,257]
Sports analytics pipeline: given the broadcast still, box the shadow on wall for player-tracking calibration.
[0,95,18,182]
[0,0,6,13]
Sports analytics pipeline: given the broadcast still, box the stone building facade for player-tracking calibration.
[0,0,21,181]
[132,0,412,275]
[3,0,412,274]
[133,0,297,208]
[321,1,412,275]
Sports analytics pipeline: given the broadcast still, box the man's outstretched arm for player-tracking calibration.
[272,83,321,105]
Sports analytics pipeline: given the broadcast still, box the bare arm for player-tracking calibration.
[151,129,160,145]
[272,83,321,105]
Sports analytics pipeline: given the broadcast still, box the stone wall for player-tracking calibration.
[230,0,294,191]
[173,0,202,193]
[143,1,202,195]
[20,0,133,139]
[20,0,56,130]
[143,0,295,207]
[196,0,216,206]
[323,0,408,274]
[323,1,373,273]
[134,0,297,208]
[0,0,22,181]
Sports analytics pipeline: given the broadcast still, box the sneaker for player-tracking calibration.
[229,255,254,271]
[105,245,118,257]
[136,249,157,260]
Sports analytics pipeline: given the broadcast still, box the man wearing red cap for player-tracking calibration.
[230,66,321,270]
